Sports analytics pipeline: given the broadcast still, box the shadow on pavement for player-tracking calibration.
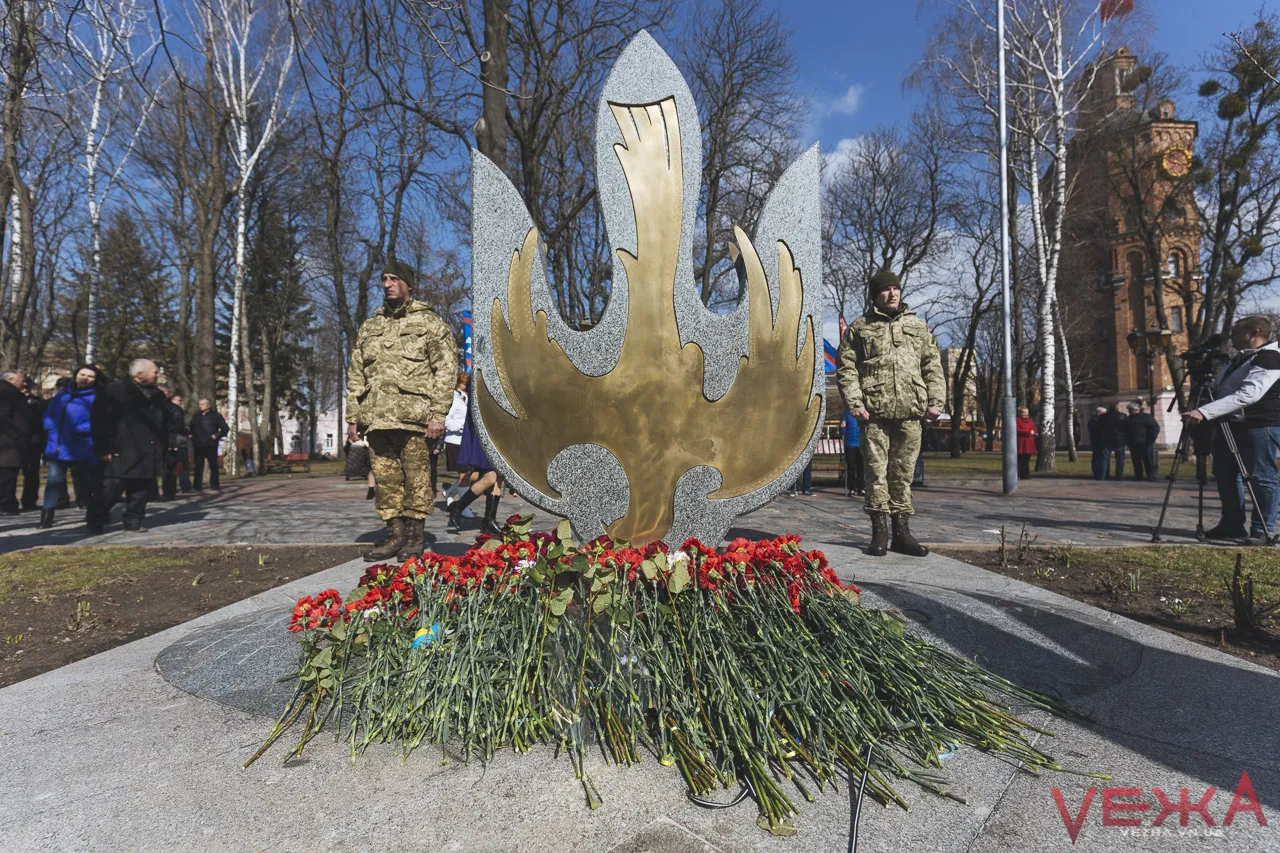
[862,581,1280,793]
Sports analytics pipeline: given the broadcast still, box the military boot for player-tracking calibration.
[363,518,406,562]
[867,512,889,556]
[890,513,928,557]
[398,517,424,561]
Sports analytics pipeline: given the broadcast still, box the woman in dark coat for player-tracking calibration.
[0,370,32,514]
[21,377,45,510]
[39,365,104,529]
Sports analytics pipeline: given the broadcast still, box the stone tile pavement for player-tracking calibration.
[0,472,1218,553]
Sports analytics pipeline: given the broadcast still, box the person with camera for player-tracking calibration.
[1182,315,1280,544]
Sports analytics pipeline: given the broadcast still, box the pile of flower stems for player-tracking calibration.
[248,536,1083,833]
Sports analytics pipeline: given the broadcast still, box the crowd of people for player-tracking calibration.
[0,359,230,534]
[8,260,1265,556]
[1086,400,1161,482]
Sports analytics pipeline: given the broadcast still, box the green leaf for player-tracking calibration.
[571,554,589,575]
[481,538,502,551]
[556,519,574,545]
[843,588,861,607]
[191,573,204,587]
[592,592,612,614]
[329,620,348,641]
[640,559,657,581]
[550,587,574,616]
[313,646,333,668]
[667,561,691,595]
[758,816,797,837]
[651,551,667,571]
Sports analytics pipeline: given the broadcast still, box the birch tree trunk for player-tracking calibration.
[84,79,103,364]
[203,0,296,475]
[227,136,247,476]
[64,0,160,365]
[1024,134,1057,471]
[1054,297,1077,462]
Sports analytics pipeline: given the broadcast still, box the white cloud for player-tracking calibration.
[829,84,867,116]
[821,136,867,186]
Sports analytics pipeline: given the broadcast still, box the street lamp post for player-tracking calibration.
[997,0,1017,495]
[1126,327,1173,408]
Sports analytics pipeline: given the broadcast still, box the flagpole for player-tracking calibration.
[997,0,1018,495]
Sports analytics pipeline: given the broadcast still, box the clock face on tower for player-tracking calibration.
[1162,145,1192,178]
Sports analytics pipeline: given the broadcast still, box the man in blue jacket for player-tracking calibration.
[40,365,103,530]
[842,407,864,497]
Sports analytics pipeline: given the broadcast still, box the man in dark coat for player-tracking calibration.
[1087,406,1108,480]
[1126,401,1161,481]
[189,397,229,490]
[90,359,180,531]
[1103,403,1129,481]
[21,377,45,510]
[0,369,32,514]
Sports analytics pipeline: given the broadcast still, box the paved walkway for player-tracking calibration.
[0,473,1219,553]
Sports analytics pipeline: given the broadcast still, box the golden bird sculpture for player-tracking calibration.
[470,33,823,547]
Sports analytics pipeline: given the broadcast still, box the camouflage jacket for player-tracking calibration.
[836,304,945,421]
[347,299,458,432]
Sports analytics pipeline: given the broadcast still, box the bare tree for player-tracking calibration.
[61,0,161,364]
[932,178,1001,456]
[197,0,297,474]
[921,0,1118,470]
[0,0,57,368]
[913,4,1038,406]
[133,38,236,403]
[1194,14,1280,337]
[450,0,671,326]
[681,0,803,309]
[824,120,950,318]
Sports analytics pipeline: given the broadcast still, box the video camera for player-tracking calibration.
[1180,333,1231,383]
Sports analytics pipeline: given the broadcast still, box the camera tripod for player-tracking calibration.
[1151,376,1276,544]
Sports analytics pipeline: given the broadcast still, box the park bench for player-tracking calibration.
[812,435,846,485]
[262,453,312,475]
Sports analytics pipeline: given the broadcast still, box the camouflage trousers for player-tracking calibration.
[863,418,922,515]
[368,429,435,521]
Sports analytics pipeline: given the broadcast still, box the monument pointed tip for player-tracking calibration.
[610,29,678,86]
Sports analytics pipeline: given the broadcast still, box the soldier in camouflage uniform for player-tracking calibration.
[836,270,945,557]
[347,261,459,561]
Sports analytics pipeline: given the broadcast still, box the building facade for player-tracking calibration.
[1059,47,1201,449]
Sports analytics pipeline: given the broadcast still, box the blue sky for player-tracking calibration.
[771,0,1267,156]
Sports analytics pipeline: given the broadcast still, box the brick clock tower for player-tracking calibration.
[1061,47,1201,449]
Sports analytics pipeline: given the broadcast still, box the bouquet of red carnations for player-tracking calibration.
[248,516,1078,834]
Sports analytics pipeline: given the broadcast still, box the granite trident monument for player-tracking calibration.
[469,31,824,547]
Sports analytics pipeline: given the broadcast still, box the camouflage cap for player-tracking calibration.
[868,269,901,295]
[382,260,417,289]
